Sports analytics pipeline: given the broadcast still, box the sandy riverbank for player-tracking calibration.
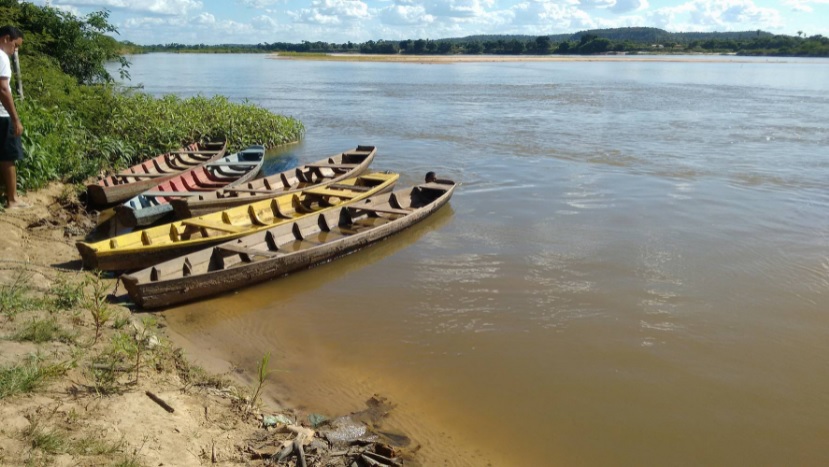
[0,184,420,466]
[269,52,796,64]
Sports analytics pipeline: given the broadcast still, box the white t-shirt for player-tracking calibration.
[0,49,10,118]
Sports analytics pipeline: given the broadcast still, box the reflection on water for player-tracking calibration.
[132,55,829,466]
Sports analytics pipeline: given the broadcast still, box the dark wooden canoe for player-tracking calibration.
[86,140,227,207]
[114,145,266,228]
[121,177,456,309]
[77,172,400,272]
[170,145,377,219]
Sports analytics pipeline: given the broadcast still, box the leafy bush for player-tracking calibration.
[6,0,305,191]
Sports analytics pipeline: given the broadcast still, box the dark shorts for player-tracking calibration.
[0,117,24,162]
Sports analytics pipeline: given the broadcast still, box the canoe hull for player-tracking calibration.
[122,181,455,309]
[172,146,376,218]
[114,145,266,228]
[86,141,227,206]
[77,172,400,271]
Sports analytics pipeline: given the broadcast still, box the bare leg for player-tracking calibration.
[0,161,17,207]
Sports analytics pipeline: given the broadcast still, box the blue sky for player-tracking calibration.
[31,0,829,45]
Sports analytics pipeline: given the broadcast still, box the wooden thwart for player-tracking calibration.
[206,161,261,167]
[142,191,204,197]
[169,149,224,155]
[327,183,372,192]
[304,162,359,169]
[216,244,281,258]
[348,205,411,215]
[224,187,276,195]
[181,218,246,233]
[112,173,167,179]
[304,188,360,198]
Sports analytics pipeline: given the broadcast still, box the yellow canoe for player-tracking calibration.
[77,172,399,271]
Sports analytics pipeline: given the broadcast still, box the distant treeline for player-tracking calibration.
[124,27,829,57]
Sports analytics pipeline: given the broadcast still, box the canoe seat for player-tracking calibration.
[226,187,275,195]
[206,161,260,167]
[304,163,359,170]
[181,218,245,233]
[143,191,204,198]
[248,205,273,226]
[327,183,372,192]
[170,149,224,155]
[270,198,294,219]
[151,159,169,174]
[113,173,166,179]
[347,205,411,215]
[304,187,359,199]
[215,244,281,259]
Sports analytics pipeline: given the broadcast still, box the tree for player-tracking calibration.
[534,36,551,54]
[9,3,129,83]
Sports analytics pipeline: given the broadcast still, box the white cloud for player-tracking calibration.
[649,0,782,32]
[379,3,436,25]
[783,0,829,13]
[511,2,597,32]
[611,0,649,14]
[289,0,371,25]
[236,0,280,8]
[425,0,495,18]
[193,12,215,25]
[251,14,279,29]
[52,0,202,16]
[579,0,616,9]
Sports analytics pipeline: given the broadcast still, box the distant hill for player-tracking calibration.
[444,27,773,44]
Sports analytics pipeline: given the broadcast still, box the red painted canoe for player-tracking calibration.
[86,140,228,206]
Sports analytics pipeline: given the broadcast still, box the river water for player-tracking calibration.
[120,53,829,466]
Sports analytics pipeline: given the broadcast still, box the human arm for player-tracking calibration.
[0,77,22,136]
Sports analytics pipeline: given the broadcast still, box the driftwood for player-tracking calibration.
[363,450,402,466]
[145,390,175,413]
[293,438,307,467]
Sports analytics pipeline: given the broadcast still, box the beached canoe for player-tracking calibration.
[171,145,377,218]
[114,145,266,228]
[86,140,228,207]
[77,172,399,271]
[122,177,456,308]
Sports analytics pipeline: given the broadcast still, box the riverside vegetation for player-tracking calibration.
[2,0,304,195]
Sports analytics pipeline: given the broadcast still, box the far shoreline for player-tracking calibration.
[268,52,814,64]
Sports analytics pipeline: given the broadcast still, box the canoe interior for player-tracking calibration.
[77,172,400,270]
[123,146,266,210]
[171,145,377,218]
[131,181,453,284]
[113,146,266,227]
[86,140,228,206]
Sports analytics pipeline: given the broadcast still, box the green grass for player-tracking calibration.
[13,318,76,344]
[0,272,42,321]
[0,356,69,399]
[71,434,124,455]
[49,275,86,311]
[27,428,66,454]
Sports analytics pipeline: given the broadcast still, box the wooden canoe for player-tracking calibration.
[86,140,228,207]
[114,145,266,228]
[77,172,399,271]
[122,178,456,309]
[171,145,377,219]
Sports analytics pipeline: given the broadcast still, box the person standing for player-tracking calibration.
[0,25,26,209]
